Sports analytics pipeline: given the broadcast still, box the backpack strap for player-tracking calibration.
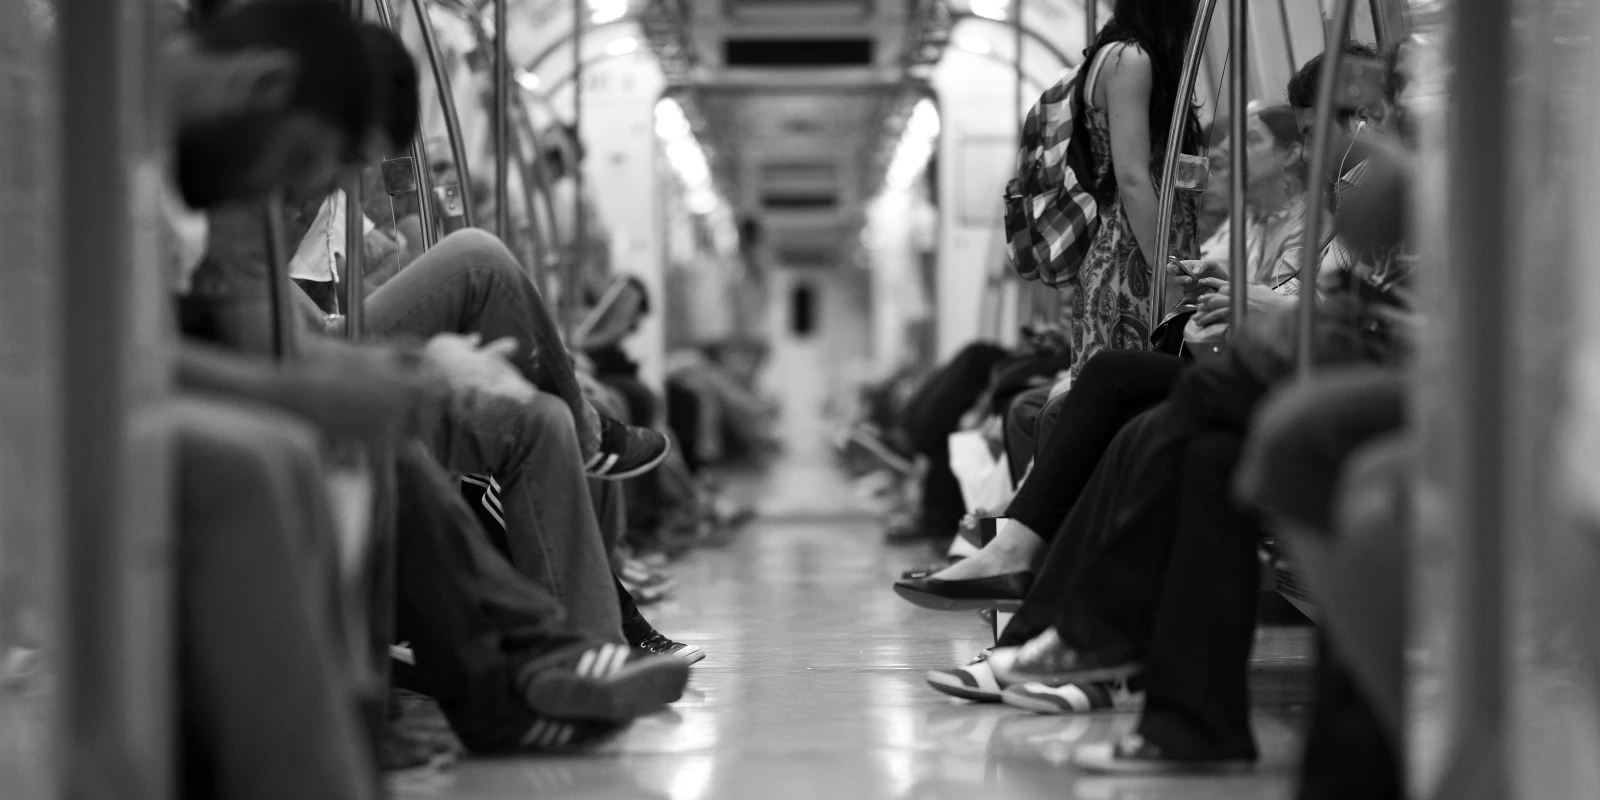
[1081,41,1129,109]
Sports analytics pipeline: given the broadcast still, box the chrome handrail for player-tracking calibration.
[566,0,586,337]
[374,0,440,249]
[493,0,510,238]
[411,0,477,229]
[1149,0,1221,334]
[264,191,299,360]
[1228,0,1249,327]
[1294,0,1359,378]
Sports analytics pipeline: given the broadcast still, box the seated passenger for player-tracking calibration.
[932,121,1414,775]
[896,100,1317,603]
[183,18,694,655]
[160,3,690,780]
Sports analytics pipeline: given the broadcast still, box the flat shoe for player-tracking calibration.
[893,571,1032,611]
[1072,736,1256,775]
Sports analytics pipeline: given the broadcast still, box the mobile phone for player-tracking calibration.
[1168,256,1197,279]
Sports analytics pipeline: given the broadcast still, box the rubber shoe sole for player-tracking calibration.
[893,583,1023,612]
[523,655,689,722]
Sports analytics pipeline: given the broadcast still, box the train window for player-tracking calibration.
[790,282,818,337]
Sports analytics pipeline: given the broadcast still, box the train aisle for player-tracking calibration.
[393,431,1315,800]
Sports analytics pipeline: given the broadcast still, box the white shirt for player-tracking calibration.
[288,190,379,283]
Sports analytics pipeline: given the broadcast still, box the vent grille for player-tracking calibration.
[760,162,838,184]
[761,193,839,210]
[777,244,839,267]
[724,38,875,67]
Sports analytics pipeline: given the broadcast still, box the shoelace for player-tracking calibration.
[640,634,677,654]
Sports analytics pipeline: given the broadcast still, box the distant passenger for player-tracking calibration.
[1062,0,1204,374]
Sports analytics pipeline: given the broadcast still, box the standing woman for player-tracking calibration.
[1067,0,1204,374]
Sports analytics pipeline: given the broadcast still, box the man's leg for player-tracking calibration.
[425,389,626,644]
[393,441,688,750]
[390,442,590,752]
[360,228,597,448]
[171,396,374,800]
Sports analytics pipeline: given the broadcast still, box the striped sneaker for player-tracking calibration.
[585,417,670,481]
[1000,680,1142,715]
[925,648,1014,703]
[522,643,688,722]
[517,718,625,753]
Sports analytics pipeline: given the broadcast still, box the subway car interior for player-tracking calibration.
[3,0,1600,798]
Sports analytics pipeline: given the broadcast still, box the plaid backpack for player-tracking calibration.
[1003,46,1117,287]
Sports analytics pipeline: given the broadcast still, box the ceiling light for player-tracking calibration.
[606,37,639,56]
[906,99,942,141]
[970,0,1009,21]
[588,0,629,24]
[514,69,542,92]
[955,35,992,55]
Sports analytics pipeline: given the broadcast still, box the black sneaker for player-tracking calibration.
[522,643,689,722]
[585,417,670,481]
[636,631,706,665]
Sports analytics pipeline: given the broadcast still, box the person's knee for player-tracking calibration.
[438,227,519,274]
[523,392,581,454]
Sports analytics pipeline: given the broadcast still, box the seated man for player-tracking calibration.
[160,5,690,787]
[183,15,690,654]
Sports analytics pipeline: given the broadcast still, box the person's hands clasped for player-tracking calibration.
[421,332,538,403]
[294,342,433,443]
[1191,278,1296,327]
[1167,259,1227,301]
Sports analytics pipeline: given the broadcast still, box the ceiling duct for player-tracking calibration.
[724,38,876,67]
[760,162,839,185]
[761,192,840,211]
[728,0,871,17]
[777,243,840,268]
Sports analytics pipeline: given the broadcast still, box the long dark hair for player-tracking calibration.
[1083,0,1204,159]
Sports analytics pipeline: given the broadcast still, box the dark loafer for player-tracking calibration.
[899,556,966,580]
[892,571,1032,611]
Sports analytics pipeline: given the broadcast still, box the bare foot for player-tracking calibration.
[926,520,1044,580]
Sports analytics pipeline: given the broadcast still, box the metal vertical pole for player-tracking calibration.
[1433,0,1512,794]
[344,0,366,336]
[1276,0,1298,70]
[569,0,586,336]
[343,181,367,337]
[494,0,511,238]
[1294,0,1356,377]
[58,0,169,794]
[1228,0,1249,325]
[1014,0,1025,145]
[411,0,476,228]
[1084,0,1096,48]
[1150,0,1221,333]
[372,0,438,249]
[264,192,299,360]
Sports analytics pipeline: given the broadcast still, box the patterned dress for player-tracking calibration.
[1065,46,1199,376]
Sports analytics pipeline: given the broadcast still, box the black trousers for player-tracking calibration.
[1004,351,1190,541]
[393,443,594,754]
[900,343,1009,534]
[1000,359,1269,759]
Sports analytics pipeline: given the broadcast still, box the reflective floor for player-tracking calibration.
[396,446,1316,800]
